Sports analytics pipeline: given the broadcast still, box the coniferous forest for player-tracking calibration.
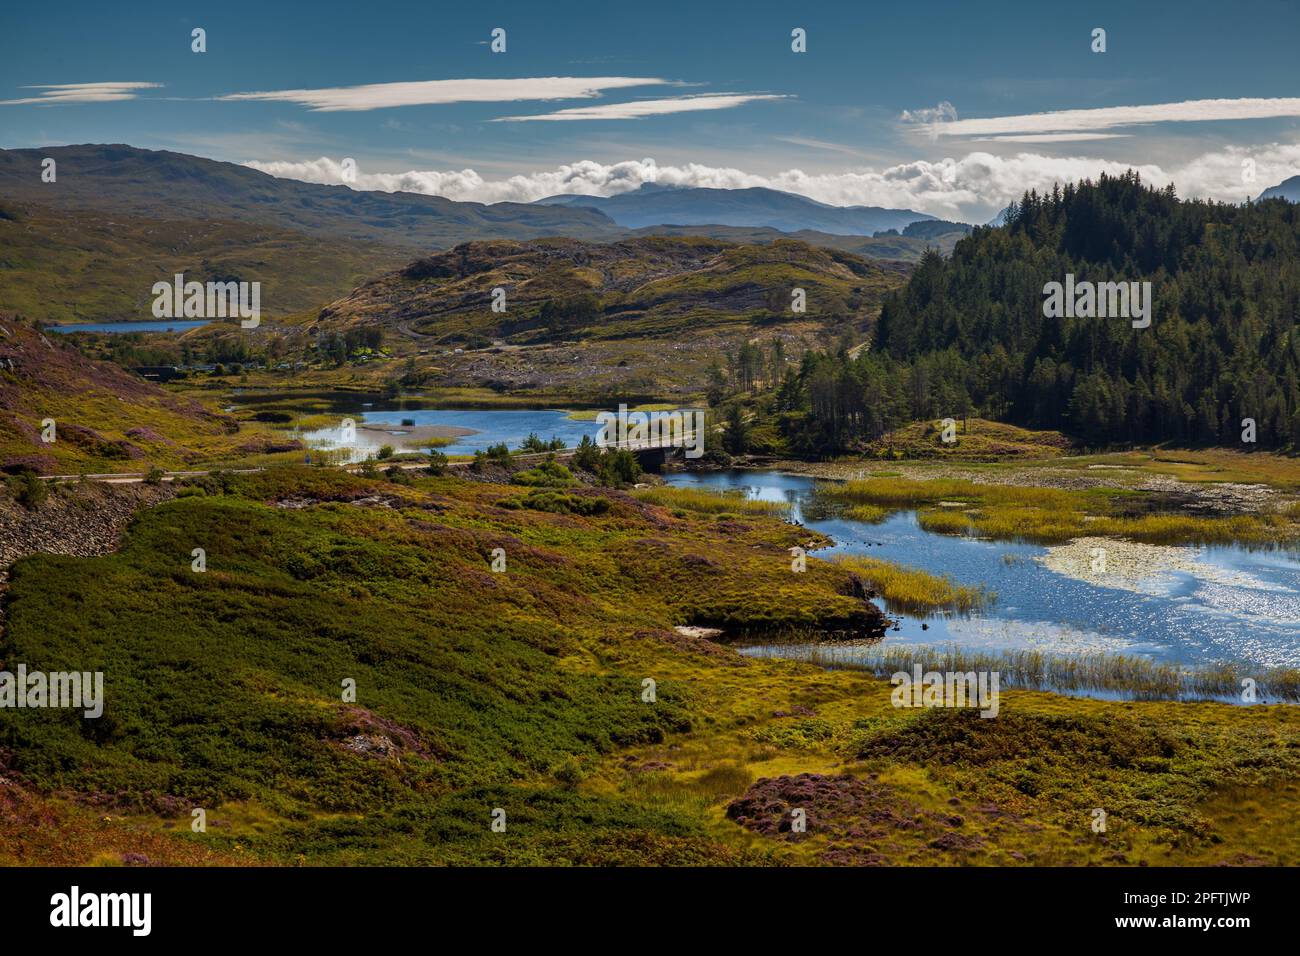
[775,174,1300,455]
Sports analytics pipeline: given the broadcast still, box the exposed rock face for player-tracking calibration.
[342,734,398,758]
[333,707,434,764]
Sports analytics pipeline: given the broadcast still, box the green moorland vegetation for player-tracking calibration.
[632,485,790,516]
[3,467,1300,866]
[1030,446,1300,494]
[624,221,968,262]
[634,488,986,614]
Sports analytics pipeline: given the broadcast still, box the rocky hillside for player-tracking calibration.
[299,235,906,400]
[316,235,903,347]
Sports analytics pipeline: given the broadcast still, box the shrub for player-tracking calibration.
[384,465,413,485]
[511,457,576,488]
[596,449,641,487]
[572,435,601,473]
[507,490,611,516]
[10,471,48,509]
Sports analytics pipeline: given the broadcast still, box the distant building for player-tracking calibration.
[132,365,184,383]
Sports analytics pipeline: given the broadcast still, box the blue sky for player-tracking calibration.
[3,0,1299,220]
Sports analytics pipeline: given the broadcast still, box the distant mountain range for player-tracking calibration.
[624,223,968,261]
[536,183,940,236]
[0,145,624,247]
[1259,175,1300,203]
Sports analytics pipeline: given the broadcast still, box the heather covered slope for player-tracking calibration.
[0,468,869,865]
[0,145,950,331]
[0,318,248,473]
[2,467,1298,866]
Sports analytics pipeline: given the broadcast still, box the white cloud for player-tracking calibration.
[910,97,1300,137]
[216,77,668,112]
[899,101,958,126]
[898,101,959,142]
[495,93,788,122]
[0,82,160,106]
[245,142,1300,222]
[974,133,1131,143]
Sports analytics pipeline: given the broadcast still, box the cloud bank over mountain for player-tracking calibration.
[246,142,1300,222]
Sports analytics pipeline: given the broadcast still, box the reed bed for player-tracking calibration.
[842,503,888,523]
[759,642,1300,702]
[823,477,1300,546]
[832,555,988,615]
[635,485,790,515]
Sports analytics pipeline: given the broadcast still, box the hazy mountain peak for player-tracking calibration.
[535,182,937,236]
[1258,175,1300,203]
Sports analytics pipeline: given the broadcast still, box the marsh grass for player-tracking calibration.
[824,477,1300,546]
[771,643,1300,702]
[832,555,988,615]
[635,485,790,515]
[621,764,754,816]
[842,503,888,523]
